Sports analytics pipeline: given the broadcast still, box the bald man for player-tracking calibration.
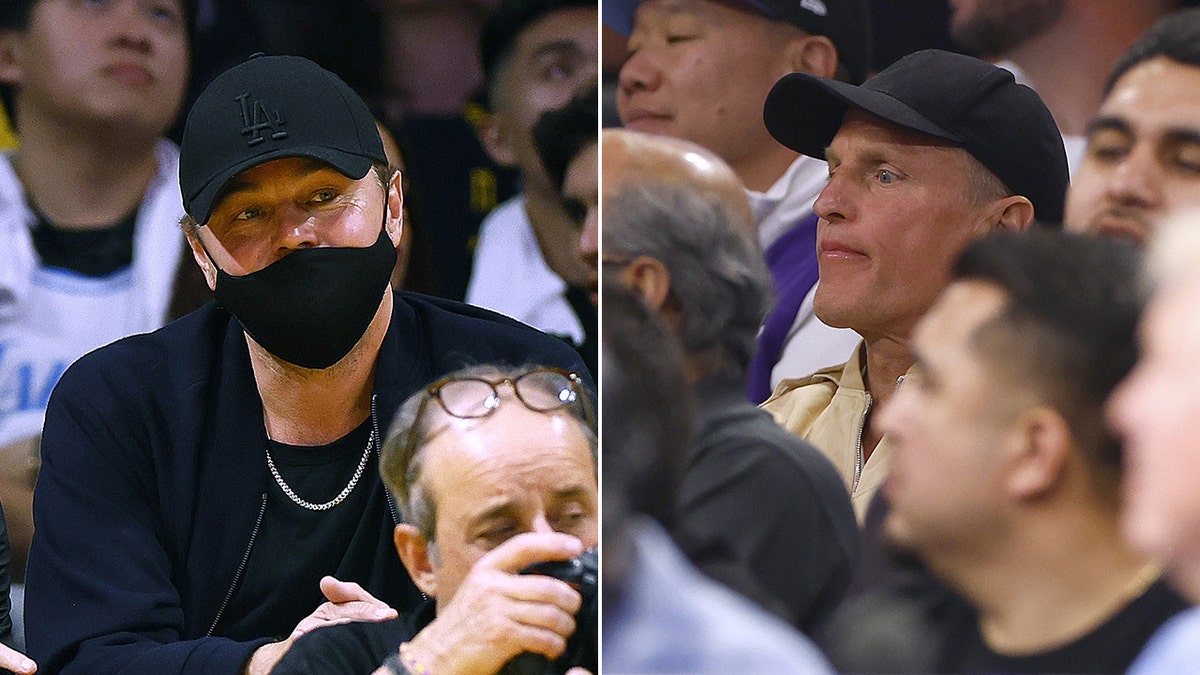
[602,128,858,632]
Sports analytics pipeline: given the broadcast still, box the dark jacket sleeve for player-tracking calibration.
[0,501,13,650]
[24,355,269,674]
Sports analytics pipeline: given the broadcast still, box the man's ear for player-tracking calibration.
[992,195,1036,232]
[476,110,517,168]
[0,29,24,86]
[617,256,672,312]
[395,524,438,599]
[184,227,218,291]
[1004,405,1072,500]
[385,169,405,248]
[784,33,838,80]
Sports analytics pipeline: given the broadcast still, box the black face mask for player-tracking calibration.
[212,227,397,369]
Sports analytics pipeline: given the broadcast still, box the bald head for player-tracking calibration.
[602,129,753,235]
[601,128,772,375]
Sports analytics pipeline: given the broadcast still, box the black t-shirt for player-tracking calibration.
[943,579,1189,674]
[820,567,1188,675]
[272,600,434,675]
[216,421,387,641]
[29,206,137,277]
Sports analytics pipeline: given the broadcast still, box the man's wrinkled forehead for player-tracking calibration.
[825,109,967,163]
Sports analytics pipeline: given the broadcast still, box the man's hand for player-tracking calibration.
[0,643,36,675]
[245,576,398,674]
[398,532,584,675]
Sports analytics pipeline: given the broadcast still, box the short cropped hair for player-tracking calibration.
[533,87,597,193]
[380,364,596,542]
[604,177,773,373]
[1106,8,1200,94]
[952,229,1144,492]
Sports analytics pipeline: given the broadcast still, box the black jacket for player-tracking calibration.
[25,294,588,674]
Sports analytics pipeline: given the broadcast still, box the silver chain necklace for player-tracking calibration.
[265,430,374,511]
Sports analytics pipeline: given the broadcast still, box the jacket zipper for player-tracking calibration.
[852,392,873,496]
[370,394,402,526]
[207,492,267,636]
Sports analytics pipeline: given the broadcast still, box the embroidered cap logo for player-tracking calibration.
[236,93,288,146]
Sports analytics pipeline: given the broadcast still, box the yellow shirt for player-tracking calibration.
[761,342,897,523]
[0,104,16,151]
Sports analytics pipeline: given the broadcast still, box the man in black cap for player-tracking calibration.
[760,49,1069,521]
[23,54,588,675]
[606,0,872,402]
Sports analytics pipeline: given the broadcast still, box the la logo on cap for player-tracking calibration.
[236,92,288,147]
[801,0,827,16]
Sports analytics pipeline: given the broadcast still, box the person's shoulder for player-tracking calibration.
[1130,606,1200,675]
[54,303,227,398]
[614,519,836,674]
[396,292,582,364]
[273,617,408,675]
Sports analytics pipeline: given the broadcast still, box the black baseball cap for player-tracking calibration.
[604,0,872,85]
[179,54,386,224]
[764,49,1069,222]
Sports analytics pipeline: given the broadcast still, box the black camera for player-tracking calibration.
[502,548,598,675]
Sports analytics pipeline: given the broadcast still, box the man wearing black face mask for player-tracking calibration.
[23,54,590,675]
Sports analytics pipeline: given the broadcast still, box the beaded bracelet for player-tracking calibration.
[381,653,409,675]
[399,642,431,675]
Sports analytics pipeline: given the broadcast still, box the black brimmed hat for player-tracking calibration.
[179,54,386,224]
[764,49,1069,222]
[604,0,872,85]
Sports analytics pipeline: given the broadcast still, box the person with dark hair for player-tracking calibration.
[534,86,596,314]
[821,229,1187,674]
[608,0,872,401]
[531,87,599,371]
[761,49,1069,520]
[1065,8,1200,245]
[601,278,836,674]
[947,0,1183,171]
[603,128,858,633]
[0,0,206,599]
[23,54,588,675]
[466,0,597,368]
[1111,209,1200,673]
[0,503,34,675]
[272,365,597,675]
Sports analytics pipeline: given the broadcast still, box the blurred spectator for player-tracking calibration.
[466,0,597,372]
[1112,210,1200,673]
[1065,9,1200,246]
[760,50,1066,519]
[601,279,836,674]
[533,88,598,374]
[607,0,870,401]
[947,0,1184,171]
[823,230,1185,674]
[603,128,859,632]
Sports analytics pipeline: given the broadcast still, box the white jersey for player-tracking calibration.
[0,140,186,446]
[465,194,584,344]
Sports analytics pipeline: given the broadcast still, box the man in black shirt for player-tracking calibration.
[24,55,588,675]
[274,365,598,675]
[820,230,1187,674]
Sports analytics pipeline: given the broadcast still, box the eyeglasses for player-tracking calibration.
[424,368,584,419]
